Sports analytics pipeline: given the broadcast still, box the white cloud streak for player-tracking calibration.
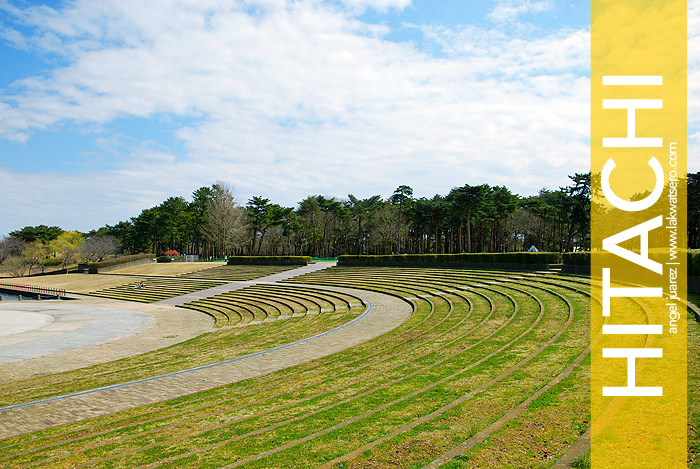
[486,0,554,24]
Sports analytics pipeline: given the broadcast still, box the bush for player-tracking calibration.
[227,256,312,266]
[338,252,562,267]
[561,252,589,265]
[88,253,154,270]
[44,257,64,267]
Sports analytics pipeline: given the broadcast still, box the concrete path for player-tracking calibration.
[0,299,212,385]
[0,285,412,439]
[0,310,54,338]
[156,261,337,306]
[0,301,154,364]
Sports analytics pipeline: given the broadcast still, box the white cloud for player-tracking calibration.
[337,0,411,13]
[487,0,554,24]
[0,0,596,235]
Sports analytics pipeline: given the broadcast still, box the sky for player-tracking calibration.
[0,0,697,236]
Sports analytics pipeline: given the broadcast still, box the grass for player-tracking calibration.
[571,451,591,468]
[0,266,593,468]
[689,292,700,467]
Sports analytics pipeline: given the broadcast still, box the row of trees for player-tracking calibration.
[6,171,699,271]
[64,175,592,259]
[0,229,119,277]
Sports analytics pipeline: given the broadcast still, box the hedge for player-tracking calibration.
[561,252,589,266]
[88,253,155,270]
[338,252,562,267]
[227,256,313,266]
[44,257,64,267]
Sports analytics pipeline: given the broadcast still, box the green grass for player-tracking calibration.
[0,266,593,468]
[571,451,591,468]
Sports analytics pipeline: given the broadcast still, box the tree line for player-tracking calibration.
[2,172,699,271]
[89,176,594,257]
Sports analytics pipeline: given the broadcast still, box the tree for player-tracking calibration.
[0,236,24,265]
[159,197,189,253]
[134,208,162,253]
[82,235,119,262]
[1,256,27,277]
[246,196,272,255]
[348,195,383,254]
[190,186,216,255]
[390,185,413,253]
[297,196,322,256]
[492,187,517,251]
[22,241,51,275]
[562,172,591,251]
[50,231,84,270]
[9,225,63,243]
[201,181,246,257]
[317,196,343,257]
[446,184,488,253]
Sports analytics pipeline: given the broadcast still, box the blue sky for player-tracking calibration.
[0,0,693,236]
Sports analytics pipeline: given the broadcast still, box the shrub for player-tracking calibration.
[44,257,64,267]
[88,253,155,270]
[561,252,589,265]
[338,252,562,267]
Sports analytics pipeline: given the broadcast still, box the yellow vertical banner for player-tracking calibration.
[591,0,686,467]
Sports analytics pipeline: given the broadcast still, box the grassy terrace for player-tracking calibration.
[0,266,592,468]
[84,276,226,303]
[182,284,361,327]
[689,293,700,468]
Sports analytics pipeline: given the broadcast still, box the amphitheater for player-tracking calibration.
[0,260,631,468]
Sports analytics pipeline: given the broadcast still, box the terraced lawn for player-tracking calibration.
[0,266,592,468]
[688,293,700,468]
[181,283,363,327]
[84,277,227,303]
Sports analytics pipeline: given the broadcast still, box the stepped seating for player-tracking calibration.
[86,277,226,303]
[179,284,362,327]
